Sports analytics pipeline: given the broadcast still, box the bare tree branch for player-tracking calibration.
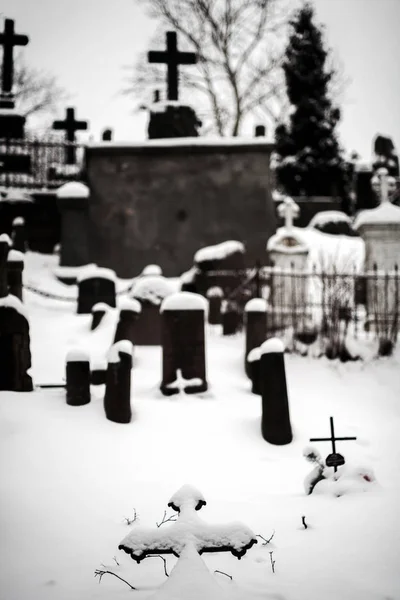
[94,569,136,590]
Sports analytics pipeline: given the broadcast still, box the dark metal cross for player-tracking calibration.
[148,31,197,101]
[0,19,29,98]
[52,107,88,164]
[310,416,357,472]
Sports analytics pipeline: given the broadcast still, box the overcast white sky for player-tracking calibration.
[2,0,400,161]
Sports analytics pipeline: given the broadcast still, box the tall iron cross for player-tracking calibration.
[148,31,197,101]
[310,416,357,471]
[52,107,88,165]
[0,19,29,96]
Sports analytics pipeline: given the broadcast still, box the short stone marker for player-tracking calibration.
[11,216,27,253]
[90,302,110,331]
[7,249,24,301]
[222,299,242,335]
[160,292,208,395]
[77,266,116,314]
[65,349,91,406]
[206,286,223,325]
[244,298,267,377]
[310,416,357,473]
[119,484,257,598]
[0,235,33,392]
[260,338,292,445]
[113,298,142,344]
[131,275,174,345]
[104,341,133,424]
[247,346,261,395]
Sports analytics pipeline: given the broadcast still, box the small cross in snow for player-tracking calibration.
[277,197,300,232]
[310,416,357,473]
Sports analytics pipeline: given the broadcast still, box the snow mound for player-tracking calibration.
[132,275,174,305]
[12,216,25,226]
[107,340,134,363]
[309,211,352,227]
[141,264,163,276]
[7,249,24,263]
[247,347,261,362]
[77,267,116,283]
[313,464,377,497]
[169,484,206,512]
[260,338,285,354]
[354,202,400,229]
[245,298,267,312]
[194,240,244,264]
[56,182,90,199]
[92,302,111,313]
[0,233,11,245]
[0,294,28,319]
[161,292,208,313]
[66,349,90,363]
[206,286,223,298]
[119,298,142,313]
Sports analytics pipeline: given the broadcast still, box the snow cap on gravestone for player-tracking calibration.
[206,286,223,298]
[0,233,12,246]
[66,348,90,363]
[132,275,174,305]
[77,266,116,283]
[0,294,28,319]
[245,298,267,312]
[160,291,208,313]
[260,338,285,354]
[247,347,261,363]
[92,302,111,313]
[194,240,245,264]
[168,484,206,512]
[7,249,24,263]
[56,181,90,199]
[108,340,134,363]
[141,264,163,276]
[119,297,142,313]
[12,216,25,226]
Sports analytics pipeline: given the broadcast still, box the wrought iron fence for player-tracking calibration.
[0,137,85,191]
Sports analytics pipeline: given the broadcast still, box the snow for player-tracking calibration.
[107,340,134,363]
[92,302,111,313]
[77,266,116,283]
[141,264,163,276]
[161,292,208,312]
[119,298,142,313]
[65,349,90,363]
[1,248,400,600]
[308,211,352,228]
[354,202,400,229]
[260,337,285,354]
[179,266,198,284]
[56,182,90,199]
[206,286,224,298]
[132,276,174,305]
[7,249,24,263]
[194,241,245,264]
[53,264,97,280]
[12,216,25,226]
[247,347,261,362]
[244,298,267,312]
[0,293,28,318]
[89,137,273,149]
[0,233,11,245]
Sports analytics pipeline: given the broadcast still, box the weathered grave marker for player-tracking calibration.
[53,107,88,164]
[260,338,292,445]
[65,349,91,406]
[310,416,357,473]
[113,298,142,345]
[104,341,133,424]
[244,298,267,377]
[131,274,173,345]
[7,249,24,301]
[77,266,116,314]
[160,292,208,395]
[206,286,223,325]
[222,299,242,335]
[11,217,27,253]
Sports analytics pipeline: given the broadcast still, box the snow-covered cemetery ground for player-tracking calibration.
[1,229,400,600]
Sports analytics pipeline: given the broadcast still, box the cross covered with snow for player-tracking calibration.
[277,197,300,232]
[371,167,397,204]
[119,484,257,562]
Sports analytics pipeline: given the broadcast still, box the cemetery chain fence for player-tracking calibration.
[22,279,136,302]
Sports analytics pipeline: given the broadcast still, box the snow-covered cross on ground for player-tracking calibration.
[277,197,300,232]
[165,369,204,394]
[119,485,257,598]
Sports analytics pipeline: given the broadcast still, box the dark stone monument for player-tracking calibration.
[260,338,292,445]
[206,286,223,325]
[101,128,113,142]
[244,298,267,377]
[373,134,399,177]
[11,216,27,252]
[77,266,116,314]
[53,107,88,164]
[104,341,133,424]
[310,416,357,473]
[56,182,90,268]
[147,31,201,139]
[113,298,142,345]
[65,349,91,406]
[7,249,24,301]
[222,300,242,336]
[90,358,107,385]
[247,347,261,395]
[160,292,208,395]
[0,18,29,139]
[131,274,174,345]
[0,235,33,392]
[255,125,266,137]
[90,302,110,331]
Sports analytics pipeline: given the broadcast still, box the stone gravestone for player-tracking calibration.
[247,346,261,395]
[52,106,88,165]
[7,249,24,301]
[354,168,400,354]
[11,217,27,252]
[221,299,242,335]
[0,234,33,391]
[65,349,91,406]
[244,298,267,378]
[77,266,116,314]
[104,341,133,424]
[131,274,174,345]
[192,240,247,297]
[56,182,90,268]
[267,197,309,333]
[160,292,208,395]
[260,338,292,445]
[118,485,257,599]
[113,298,142,345]
[206,286,223,325]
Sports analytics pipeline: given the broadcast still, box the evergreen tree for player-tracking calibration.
[274,3,349,202]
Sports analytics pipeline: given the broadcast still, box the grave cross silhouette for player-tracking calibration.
[119,484,257,563]
[371,167,397,204]
[52,107,88,164]
[277,197,300,232]
[148,31,197,101]
[0,19,29,100]
[310,416,357,472]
